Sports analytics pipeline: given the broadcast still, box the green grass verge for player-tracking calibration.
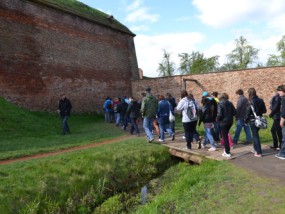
[97,161,285,214]
[0,98,124,160]
[0,138,176,213]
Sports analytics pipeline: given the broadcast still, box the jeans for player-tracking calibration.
[278,126,285,157]
[203,127,215,148]
[183,120,198,149]
[61,115,70,134]
[105,111,113,123]
[271,118,282,148]
[213,122,221,141]
[250,122,262,155]
[115,113,120,126]
[158,122,173,140]
[130,117,140,134]
[143,117,154,141]
[170,121,175,133]
[233,119,252,143]
[220,123,232,154]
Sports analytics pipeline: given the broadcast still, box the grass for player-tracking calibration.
[0,97,124,160]
[0,97,282,213]
[0,138,176,213]
[35,0,133,34]
[132,160,285,213]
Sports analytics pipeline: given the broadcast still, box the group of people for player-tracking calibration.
[58,84,285,161]
[103,96,142,136]
[130,85,285,160]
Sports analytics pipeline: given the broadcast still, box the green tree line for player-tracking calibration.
[157,35,285,77]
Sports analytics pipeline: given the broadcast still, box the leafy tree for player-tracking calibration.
[178,51,219,74]
[157,50,175,77]
[266,35,285,66]
[222,36,259,70]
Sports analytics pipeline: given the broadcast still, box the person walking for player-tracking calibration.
[57,93,72,135]
[199,95,216,151]
[166,92,177,133]
[126,97,140,136]
[245,88,267,157]
[176,90,199,150]
[269,91,282,150]
[141,87,158,142]
[113,97,121,127]
[217,93,236,157]
[157,95,175,142]
[211,91,220,142]
[233,89,252,144]
[275,85,285,160]
[103,97,113,123]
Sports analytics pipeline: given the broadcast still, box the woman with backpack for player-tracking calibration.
[176,90,200,150]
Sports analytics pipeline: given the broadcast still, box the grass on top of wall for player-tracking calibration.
[37,0,133,34]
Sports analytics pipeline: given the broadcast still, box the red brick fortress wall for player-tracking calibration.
[0,0,138,113]
[132,67,285,114]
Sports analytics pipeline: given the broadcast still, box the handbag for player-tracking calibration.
[169,110,175,122]
[250,105,267,129]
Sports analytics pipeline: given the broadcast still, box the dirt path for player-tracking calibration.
[0,135,132,165]
[1,132,284,186]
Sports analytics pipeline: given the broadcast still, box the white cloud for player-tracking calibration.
[130,25,149,32]
[134,32,205,77]
[192,0,285,28]
[125,7,159,23]
[174,16,192,21]
[124,0,159,23]
[126,0,143,11]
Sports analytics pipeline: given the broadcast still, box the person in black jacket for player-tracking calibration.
[126,97,140,136]
[199,96,216,151]
[57,93,72,135]
[217,93,236,157]
[276,85,285,160]
[269,91,282,150]
[233,89,252,144]
[245,88,267,157]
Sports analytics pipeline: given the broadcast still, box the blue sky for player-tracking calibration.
[78,0,285,77]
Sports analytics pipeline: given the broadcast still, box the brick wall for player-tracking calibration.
[131,67,285,114]
[0,0,138,113]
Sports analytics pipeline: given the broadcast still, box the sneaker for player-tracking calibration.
[254,154,262,157]
[276,147,280,151]
[270,146,278,150]
[275,154,280,158]
[201,144,205,149]
[222,152,231,158]
[158,139,164,142]
[208,147,216,151]
[182,147,191,150]
[278,156,285,160]
[251,149,256,154]
[171,134,175,141]
[148,138,154,143]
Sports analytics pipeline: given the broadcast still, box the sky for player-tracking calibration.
[78,0,285,77]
